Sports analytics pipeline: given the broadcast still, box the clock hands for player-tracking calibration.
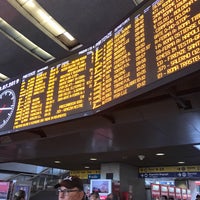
[0,107,13,111]
[0,89,16,129]
[0,104,12,113]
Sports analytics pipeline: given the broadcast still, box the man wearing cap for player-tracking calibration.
[55,176,85,200]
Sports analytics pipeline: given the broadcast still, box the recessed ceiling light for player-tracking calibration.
[156,153,165,156]
[0,73,9,82]
[54,160,61,164]
[178,161,185,164]
[85,166,90,169]
[90,158,97,161]
[138,155,145,160]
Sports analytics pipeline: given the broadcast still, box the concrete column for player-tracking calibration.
[101,163,146,200]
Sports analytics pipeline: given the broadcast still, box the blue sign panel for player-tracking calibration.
[88,174,100,179]
[139,172,200,178]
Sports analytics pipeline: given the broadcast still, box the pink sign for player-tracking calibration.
[168,186,175,198]
[175,187,182,199]
[151,184,160,198]
[182,188,187,200]
[187,189,191,200]
[161,185,168,197]
[0,181,10,200]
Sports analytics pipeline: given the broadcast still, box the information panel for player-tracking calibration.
[0,0,200,135]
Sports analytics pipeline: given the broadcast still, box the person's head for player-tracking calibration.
[89,192,100,200]
[196,194,200,199]
[106,193,113,200]
[14,190,26,200]
[55,176,84,200]
[106,193,118,200]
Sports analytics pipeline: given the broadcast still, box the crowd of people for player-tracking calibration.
[88,191,118,200]
[55,176,119,200]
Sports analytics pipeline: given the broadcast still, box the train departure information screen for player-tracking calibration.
[0,0,200,135]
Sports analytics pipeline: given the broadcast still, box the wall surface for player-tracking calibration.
[101,163,146,200]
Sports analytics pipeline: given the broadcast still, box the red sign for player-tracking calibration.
[161,185,168,197]
[168,186,175,198]
[195,181,200,185]
[175,187,182,199]
[0,181,10,200]
[151,184,160,198]
[182,188,187,200]
[187,189,191,200]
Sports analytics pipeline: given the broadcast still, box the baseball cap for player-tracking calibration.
[55,176,83,191]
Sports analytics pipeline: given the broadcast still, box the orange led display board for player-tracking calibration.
[0,0,200,135]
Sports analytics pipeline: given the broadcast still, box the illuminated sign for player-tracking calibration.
[0,0,200,135]
[151,184,160,198]
[139,165,200,173]
[161,185,168,197]
[70,170,100,179]
[175,188,182,199]
[139,165,200,178]
[168,186,175,198]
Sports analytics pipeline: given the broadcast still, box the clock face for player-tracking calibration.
[0,89,16,129]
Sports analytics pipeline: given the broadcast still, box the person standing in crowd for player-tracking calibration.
[89,191,100,200]
[14,190,26,200]
[106,193,118,200]
[55,176,85,200]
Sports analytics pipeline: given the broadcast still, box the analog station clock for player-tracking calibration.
[0,89,16,129]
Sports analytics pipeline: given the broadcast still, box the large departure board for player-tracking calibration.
[0,0,200,135]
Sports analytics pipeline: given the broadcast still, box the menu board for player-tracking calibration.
[0,0,200,135]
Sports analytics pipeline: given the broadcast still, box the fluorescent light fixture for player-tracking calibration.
[156,153,165,156]
[0,17,55,62]
[193,144,200,151]
[90,158,97,161]
[132,0,144,5]
[0,73,9,82]
[7,0,81,50]
[178,161,185,164]
[54,160,61,164]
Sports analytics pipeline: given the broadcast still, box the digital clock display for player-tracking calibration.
[0,0,199,135]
